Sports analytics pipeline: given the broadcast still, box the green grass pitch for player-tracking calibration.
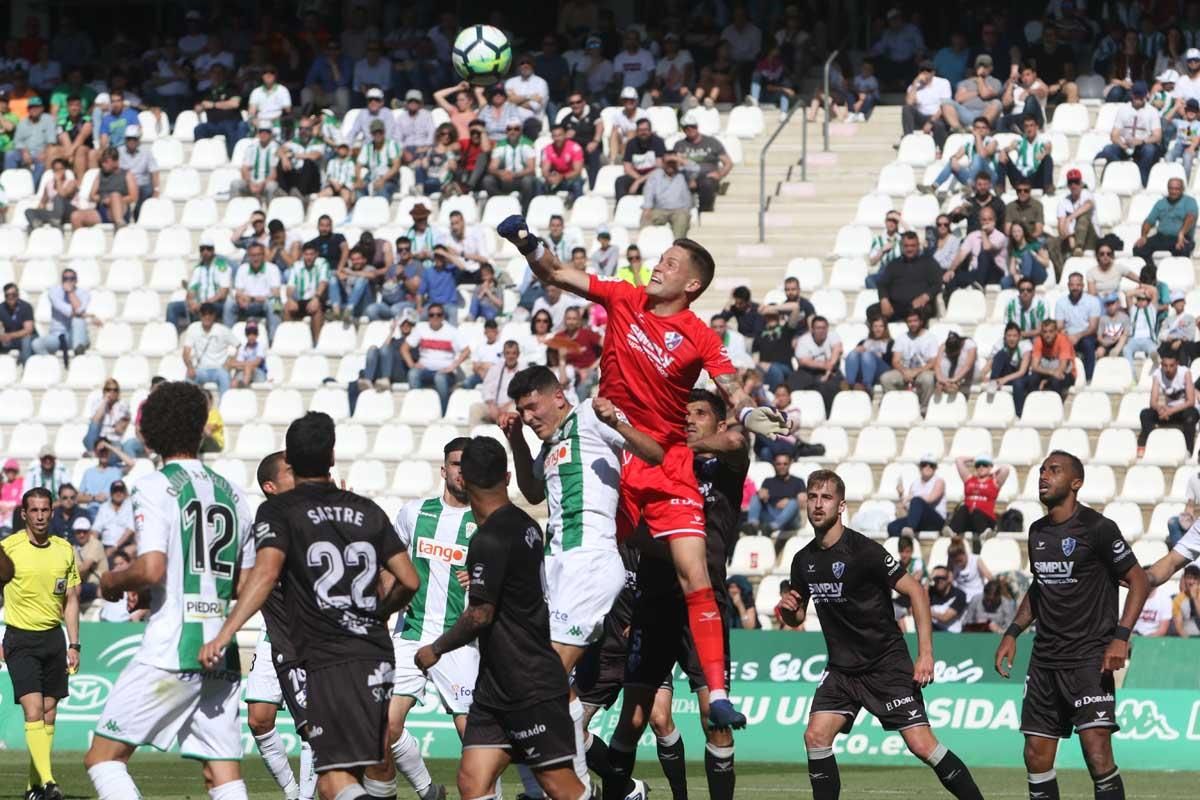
[2,752,1197,798]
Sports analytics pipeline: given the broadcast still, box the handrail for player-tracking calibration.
[822,48,841,152]
[758,105,803,243]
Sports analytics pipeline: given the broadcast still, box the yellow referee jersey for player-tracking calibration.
[1,532,80,631]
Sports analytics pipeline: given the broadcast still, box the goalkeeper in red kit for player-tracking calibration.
[498,216,790,729]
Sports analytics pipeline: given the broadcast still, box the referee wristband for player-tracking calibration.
[1114,625,1132,642]
[1004,623,1023,639]
[68,643,81,651]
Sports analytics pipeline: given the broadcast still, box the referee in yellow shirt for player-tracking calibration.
[0,487,81,800]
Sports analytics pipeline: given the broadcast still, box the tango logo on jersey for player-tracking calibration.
[832,561,846,579]
[664,331,683,351]
[544,442,573,471]
[416,538,467,566]
[1061,537,1077,556]
[625,323,675,375]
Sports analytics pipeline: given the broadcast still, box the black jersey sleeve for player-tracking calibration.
[869,538,906,588]
[253,498,290,554]
[467,529,509,607]
[1095,517,1138,576]
[789,550,810,602]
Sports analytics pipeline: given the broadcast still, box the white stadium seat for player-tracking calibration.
[399,389,444,425]
[1049,103,1089,135]
[729,535,775,576]
[876,162,916,196]
[851,426,897,464]
[828,391,871,428]
[896,133,936,166]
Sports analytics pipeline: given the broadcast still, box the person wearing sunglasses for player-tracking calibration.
[84,380,131,454]
[1003,175,1044,245]
[927,567,968,633]
[561,91,604,186]
[482,120,538,213]
[31,269,91,358]
[400,302,471,415]
[0,282,35,364]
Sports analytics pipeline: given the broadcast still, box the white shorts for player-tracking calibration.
[547,546,626,648]
[95,660,242,761]
[391,635,479,715]
[245,635,282,706]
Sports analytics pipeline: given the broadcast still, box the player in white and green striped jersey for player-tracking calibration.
[361,437,477,800]
[504,365,667,787]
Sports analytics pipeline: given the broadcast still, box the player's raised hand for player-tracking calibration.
[592,396,626,428]
[912,652,934,688]
[740,406,791,440]
[496,215,538,255]
[1101,638,1129,673]
[994,635,1017,679]
[415,644,440,672]
[497,410,523,439]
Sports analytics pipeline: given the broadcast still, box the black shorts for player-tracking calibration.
[275,658,309,734]
[625,590,730,694]
[306,658,392,773]
[2,626,68,703]
[810,653,928,733]
[463,695,576,769]
[576,627,628,709]
[1021,661,1119,739]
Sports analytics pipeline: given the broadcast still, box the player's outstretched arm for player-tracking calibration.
[99,551,167,600]
[995,591,1035,678]
[198,548,285,669]
[1146,550,1190,588]
[712,372,791,440]
[415,599,496,671]
[895,574,935,687]
[1105,562,1149,672]
[688,423,751,465]
[496,215,595,299]
[593,396,665,466]
[379,550,420,616]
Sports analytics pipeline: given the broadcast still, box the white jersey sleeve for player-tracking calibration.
[236,488,256,570]
[394,500,421,550]
[132,473,172,556]
[581,398,628,452]
[1173,521,1200,562]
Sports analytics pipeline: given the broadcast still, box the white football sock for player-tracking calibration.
[569,697,589,784]
[299,740,317,800]
[88,761,142,800]
[391,728,433,795]
[254,728,299,798]
[334,786,368,800]
[209,779,249,800]
[362,776,397,798]
[516,764,546,798]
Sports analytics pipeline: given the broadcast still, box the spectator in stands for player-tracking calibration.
[1139,345,1199,457]
[2,92,50,183]
[840,315,891,392]
[25,446,67,504]
[560,306,601,387]
[588,227,619,277]
[418,246,467,324]
[710,314,754,369]
[640,153,693,239]
[167,237,232,332]
[303,38,352,115]
[483,120,538,212]
[923,116,998,193]
[68,146,136,229]
[613,29,657,96]
[946,206,1008,290]
[771,277,816,334]
[395,89,435,164]
[888,456,947,538]
[1169,98,1200,179]
[463,319,504,390]
[963,579,1016,633]
[929,214,961,270]
[1056,168,1099,263]
[225,243,281,339]
[615,117,666,201]
[0,283,34,364]
[949,170,1005,233]
[231,120,280,202]
[1002,222,1051,289]
[0,460,24,536]
[871,8,927,87]
[719,285,765,343]
[309,213,351,273]
[1172,564,1200,636]
[950,457,1008,541]
[470,340,523,425]
[355,308,417,399]
[402,302,470,414]
[352,41,391,107]
[192,65,246,158]
[94,89,138,155]
[285,243,332,338]
[998,114,1053,193]
[247,64,292,126]
[1055,272,1101,381]
[117,125,157,213]
[71,516,105,604]
[987,322,1032,394]
[606,86,644,164]
[892,534,926,622]
[320,139,358,205]
[1004,176,1044,243]
[881,309,940,414]
[1135,578,1174,637]
[93,479,135,558]
[1086,239,1124,297]
[867,210,905,287]
[745,452,804,539]
[1097,81,1162,187]
[51,93,91,180]
[748,45,796,113]
[753,308,798,389]
[999,61,1050,132]
[468,266,504,323]
[541,123,585,203]
[345,87,397,148]
[561,90,604,186]
[873,232,942,322]
[928,566,967,632]
[432,81,479,140]
[726,576,761,630]
[77,438,132,518]
[83,378,130,453]
[674,113,732,213]
[942,54,1003,131]
[277,120,325,198]
[901,61,950,149]
[1134,177,1198,259]
[183,302,238,397]
[505,54,549,140]
[934,331,977,401]
[1005,277,1048,348]
[1017,317,1076,416]
[31,266,89,357]
[788,315,842,415]
[475,83,523,144]
[454,117,492,193]
[649,32,695,106]
[1104,29,1148,102]
[228,320,267,387]
[1169,468,1200,547]
[356,119,401,200]
[1096,292,1131,359]
[24,155,76,230]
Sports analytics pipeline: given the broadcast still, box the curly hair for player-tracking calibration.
[139,381,209,459]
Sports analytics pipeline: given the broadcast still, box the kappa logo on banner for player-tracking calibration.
[416,538,468,566]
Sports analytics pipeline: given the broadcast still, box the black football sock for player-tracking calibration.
[703,741,735,800]
[1092,768,1124,800]
[806,746,840,800]
[655,728,688,800]
[924,745,983,800]
[1028,769,1061,800]
[586,734,617,781]
[604,739,637,800]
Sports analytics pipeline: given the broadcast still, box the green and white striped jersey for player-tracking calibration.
[393,497,475,642]
[130,460,255,672]
[243,139,280,182]
[1012,134,1048,175]
[533,399,627,554]
[189,257,233,302]
[325,155,357,187]
[287,257,331,301]
[358,138,401,181]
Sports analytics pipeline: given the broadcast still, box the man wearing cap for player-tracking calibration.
[506,54,550,140]
[674,114,732,212]
[1169,97,1200,179]
[94,89,138,157]
[76,439,131,519]
[31,267,91,357]
[396,88,435,163]
[1134,176,1198,260]
[117,124,159,215]
[92,480,134,559]
[232,121,280,202]
[303,38,353,116]
[357,118,402,199]
[277,120,325,198]
[1055,167,1099,261]
[4,94,54,183]
[1097,80,1163,186]
[25,448,69,503]
[346,84,397,148]
[869,8,927,86]
[70,515,106,602]
[247,64,292,126]
[1096,292,1131,359]
[192,63,247,158]
[888,457,947,538]
[483,120,538,211]
[580,35,615,101]
[902,61,951,150]
[608,85,647,163]
[182,302,239,397]
[166,238,233,332]
[225,242,282,339]
[229,320,268,388]
[942,54,1003,131]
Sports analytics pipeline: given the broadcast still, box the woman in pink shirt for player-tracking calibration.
[433,80,479,139]
[0,459,26,534]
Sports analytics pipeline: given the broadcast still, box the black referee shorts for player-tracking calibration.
[810,652,929,733]
[2,626,69,703]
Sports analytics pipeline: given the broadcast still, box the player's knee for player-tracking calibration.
[803,726,832,750]
[1082,743,1116,776]
[1023,739,1055,773]
[649,706,673,737]
[246,706,275,736]
[706,727,734,748]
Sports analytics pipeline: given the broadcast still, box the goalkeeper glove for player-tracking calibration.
[739,406,791,440]
[496,214,540,255]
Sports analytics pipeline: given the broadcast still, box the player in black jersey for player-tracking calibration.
[201,413,420,800]
[779,469,983,800]
[415,437,587,800]
[606,389,747,800]
[994,451,1148,800]
[245,451,315,800]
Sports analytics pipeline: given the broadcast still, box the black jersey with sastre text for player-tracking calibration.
[791,527,908,674]
[1027,504,1137,669]
[467,503,569,710]
[254,481,403,669]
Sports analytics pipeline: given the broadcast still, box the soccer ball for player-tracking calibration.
[452,25,513,86]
